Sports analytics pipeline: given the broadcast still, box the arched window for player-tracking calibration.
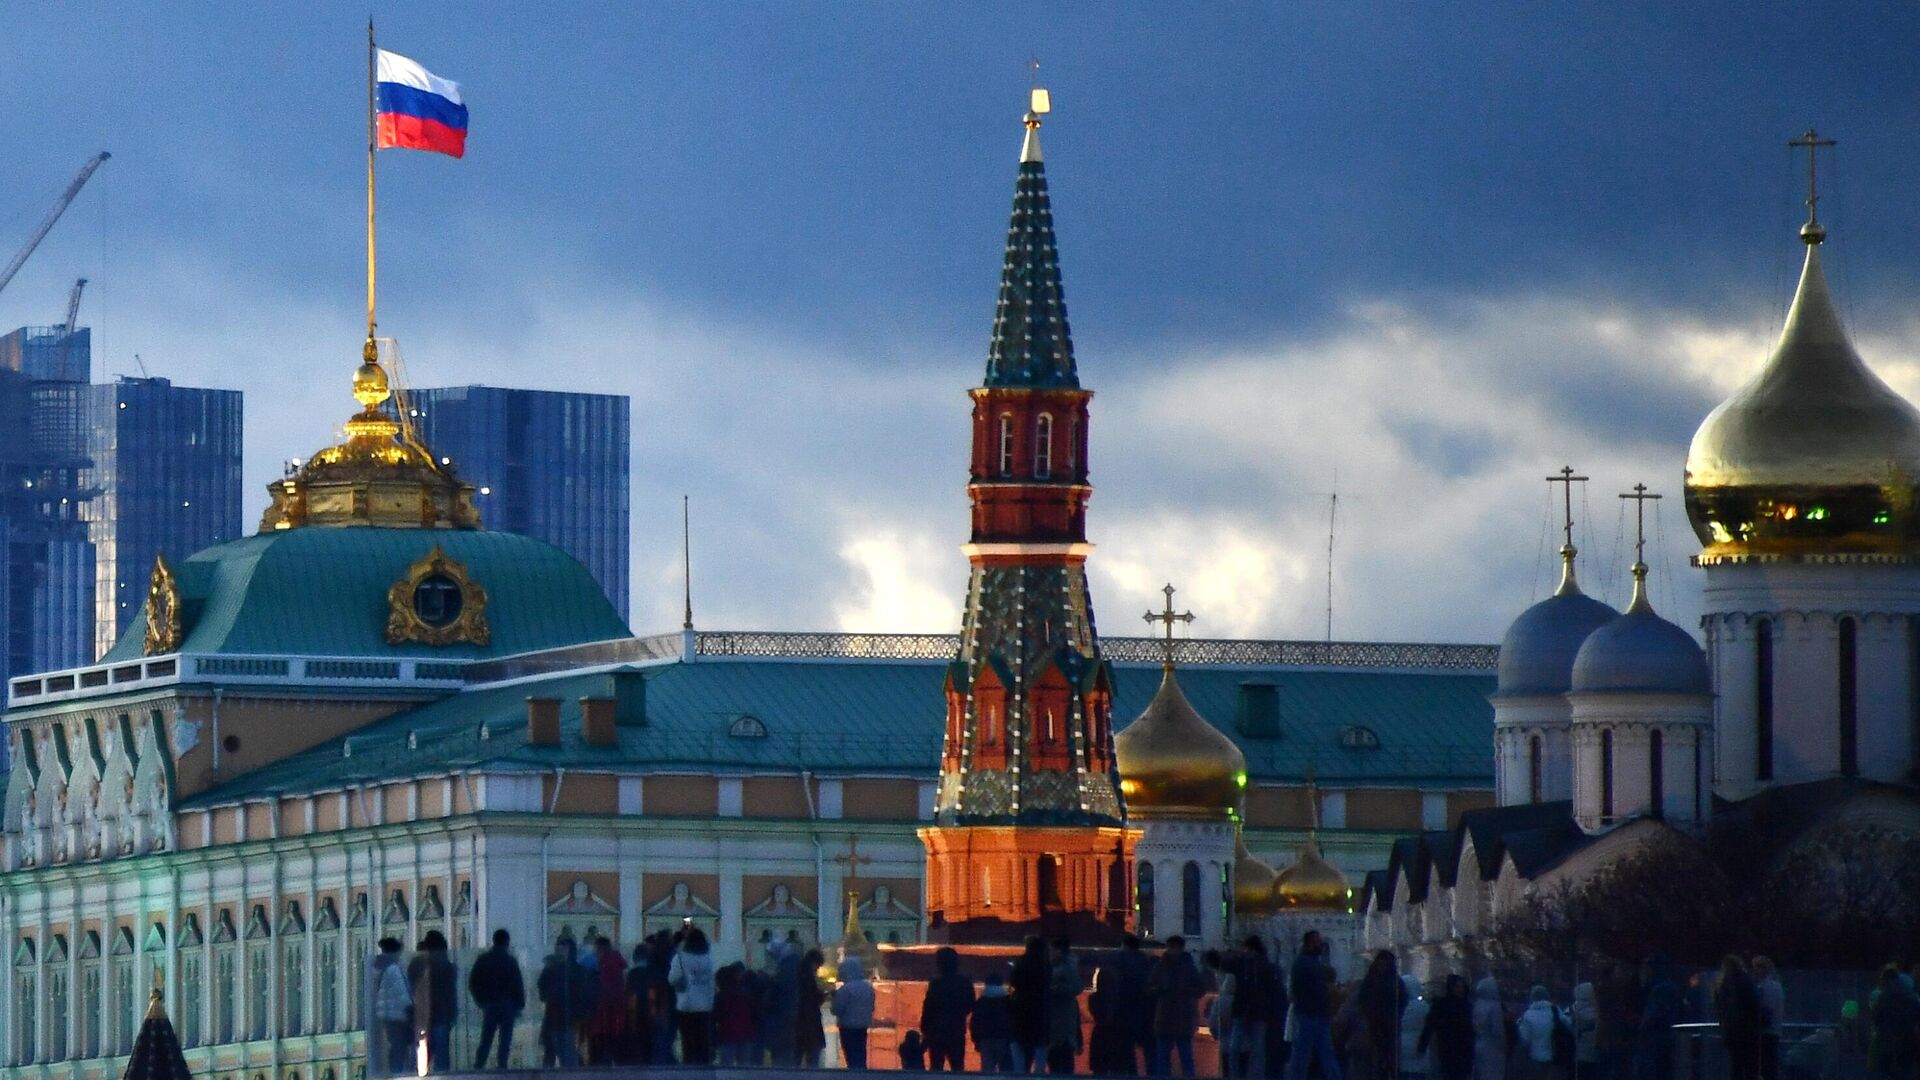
[1034,414,1053,479]
[1755,618,1774,781]
[1600,729,1615,826]
[1528,735,1543,803]
[1136,862,1156,934]
[998,414,1015,477]
[1339,726,1381,750]
[1839,617,1859,777]
[1181,861,1203,937]
[1068,415,1079,473]
[1649,729,1665,821]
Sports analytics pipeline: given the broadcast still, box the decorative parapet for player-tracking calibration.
[694,631,1498,672]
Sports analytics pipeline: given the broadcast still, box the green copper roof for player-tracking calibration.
[984,156,1079,389]
[183,657,1493,806]
[103,528,629,662]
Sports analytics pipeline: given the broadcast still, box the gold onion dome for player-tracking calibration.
[1232,833,1278,916]
[1273,834,1349,911]
[1113,666,1247,816]
[1684,224,1920,560]
[261,343,480,532]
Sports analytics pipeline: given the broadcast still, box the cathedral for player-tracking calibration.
[1361,153,1920,973]
[0,92,1493,1080]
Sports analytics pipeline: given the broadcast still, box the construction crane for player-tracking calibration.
[0,151,111,300]
[56,277,87,377]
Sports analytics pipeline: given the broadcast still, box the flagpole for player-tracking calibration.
[366,18,378,361]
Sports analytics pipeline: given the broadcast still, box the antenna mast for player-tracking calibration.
[1325,491,1337,644]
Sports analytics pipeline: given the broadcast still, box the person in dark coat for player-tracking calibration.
[1632,955,1680,1080]
[922,946,977,1072]
[797,948,829,1067]
[1287,932,1341,1080]
[1146,936,1205,1077]
[1231,937,1279,1080]
[468,929,525,1069]
[537,938,591,1068]
[1088,964,1132,1077]
[1867,965,1920,1080]
[1104,933,1154,1076]
[1356,951,1407,1080]
[1418,975,1475,1080]
[1011,937,1054,1073]
[623,944,655,1064]
[1713,956,1762,1080]
[408,930,458,1072]
[973,973,1016,1073]
[760,940,802,1067]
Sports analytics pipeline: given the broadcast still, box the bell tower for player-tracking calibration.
[920,86,1137,944]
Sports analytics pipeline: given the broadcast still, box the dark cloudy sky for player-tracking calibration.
[5,3,1920,642]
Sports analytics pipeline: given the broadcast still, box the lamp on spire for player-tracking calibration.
[1022,63,1049,164]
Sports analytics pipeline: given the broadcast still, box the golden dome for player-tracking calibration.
[1684,229,1920,561]
[1113,666,1246,817]
[1273,834,1349,912]
[260,344,480,532]
[1232,832,1278,916]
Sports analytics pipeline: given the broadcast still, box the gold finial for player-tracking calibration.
[1143,583,1195,670]
[1788,128,1836,245]
[1545,466,1590,595]
[1022,60,1050,164]
[1619,483,1663,612]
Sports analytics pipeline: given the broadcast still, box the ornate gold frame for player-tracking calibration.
[144,554,184,655]
[385,545,490,647]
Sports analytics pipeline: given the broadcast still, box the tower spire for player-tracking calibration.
[1620,483,1662,613]
[1545,466,1590,596]
[1788,128,1836,244]
[987,81,1075,388]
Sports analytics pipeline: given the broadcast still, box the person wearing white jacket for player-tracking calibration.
[1513,987,1562,1080]
[833,956,877,1069]
[1471,978,1507,1080]
[668,927,717,1064]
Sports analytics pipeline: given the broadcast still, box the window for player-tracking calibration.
[1340,725,1381,750]
[213,910,237,1046]
[1136,862,1155,934]
[1756,619,1774,781]
[1839,617,1859,777]
[48,935,69,1061]
[1528,735,1543,804]
[998,414,1015,476]
[1034,414,1053,478]
[80,931,100,1058]
[1067,415,1079,473]
[246,905,272,1042]
[1181,861,1203,937]
[280,902,306,1037]
[728,715,768,739]
[112,928,135,1053]
[15,939,36,1065]
[1649,730,1665,821]
[179,915,204,1049]
[1600,729,1615,825]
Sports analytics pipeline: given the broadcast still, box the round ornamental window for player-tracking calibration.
[412,574,464,627]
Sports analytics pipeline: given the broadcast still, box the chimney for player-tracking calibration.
[580,698,618,747]
[526,698,561,746]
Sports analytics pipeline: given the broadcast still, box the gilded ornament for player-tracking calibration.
[385,545,490,647]
[143,554,183,655]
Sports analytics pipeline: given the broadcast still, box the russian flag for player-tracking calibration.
[376,48,467,158]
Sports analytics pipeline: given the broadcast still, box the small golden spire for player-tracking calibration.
[1021,63,1050,165]
[1619,483,1663,613]
[1789,128,1836,245]
[1545,466,1590,596]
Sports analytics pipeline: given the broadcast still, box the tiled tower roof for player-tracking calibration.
[983,126,1078,389]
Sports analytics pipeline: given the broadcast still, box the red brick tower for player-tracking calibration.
[919,89,1137,944]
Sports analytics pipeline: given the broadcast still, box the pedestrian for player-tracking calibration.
[1419,975,1475,1080]
[624,943,655,1064]
[1750,958,1782,1080]
[763,939,804,1067]
[537,938,589,1068]
[834,955,877,1069]
[408,930,457,1072]
[922,945,977,1072]
[585,936,627,1064]
[371,937,414,1077]
[716,962,758,1066]
[1287,932,1343,1080]
[468,928,524,1070]
[1867,964,1919,1080]
[648,932,680,1063]
[1206,950,1238,1077]
[1568,984,1597,1080]
[1011,937,1053,1073]
[669,925,717,1064]
[1471,978,1506,1080]
[1147,935,1205,1078]
[1089,966,1132,1077]
[799,948,829,1067]
[1047,939,1085,1075]
[1106,933,1154,1076]
[1358,952,1408,1080]
[1712,956,1762,1080]
[1631,956,1679,1080]
[901,1031,928,1071]
[974,972,1015,1073]
[1514,987,1560,1080]
[1401,976,1431,1080]
[1233,938,1278,1080]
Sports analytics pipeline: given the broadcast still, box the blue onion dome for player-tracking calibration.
[1571,568,1709,695]
[1496,548,1619,698]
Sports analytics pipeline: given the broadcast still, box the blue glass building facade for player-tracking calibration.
[406,385,630,617]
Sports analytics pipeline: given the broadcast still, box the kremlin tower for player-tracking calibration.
[919,88,1138,944]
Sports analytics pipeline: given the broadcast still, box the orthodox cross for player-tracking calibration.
[1545,466,1589,551]
[1620,483,1663,567]
[1143,583,1194,667]
[1789,128,1837,229]
[833,834,873,900]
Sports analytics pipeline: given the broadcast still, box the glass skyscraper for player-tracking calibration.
[405,385,630,617]
[82,377,245,658]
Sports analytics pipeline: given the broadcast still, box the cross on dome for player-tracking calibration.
[1545,465,1591,596]
[1143,583,1195,669]
[1788,128,1837,242]
[1619,483,1663,611]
